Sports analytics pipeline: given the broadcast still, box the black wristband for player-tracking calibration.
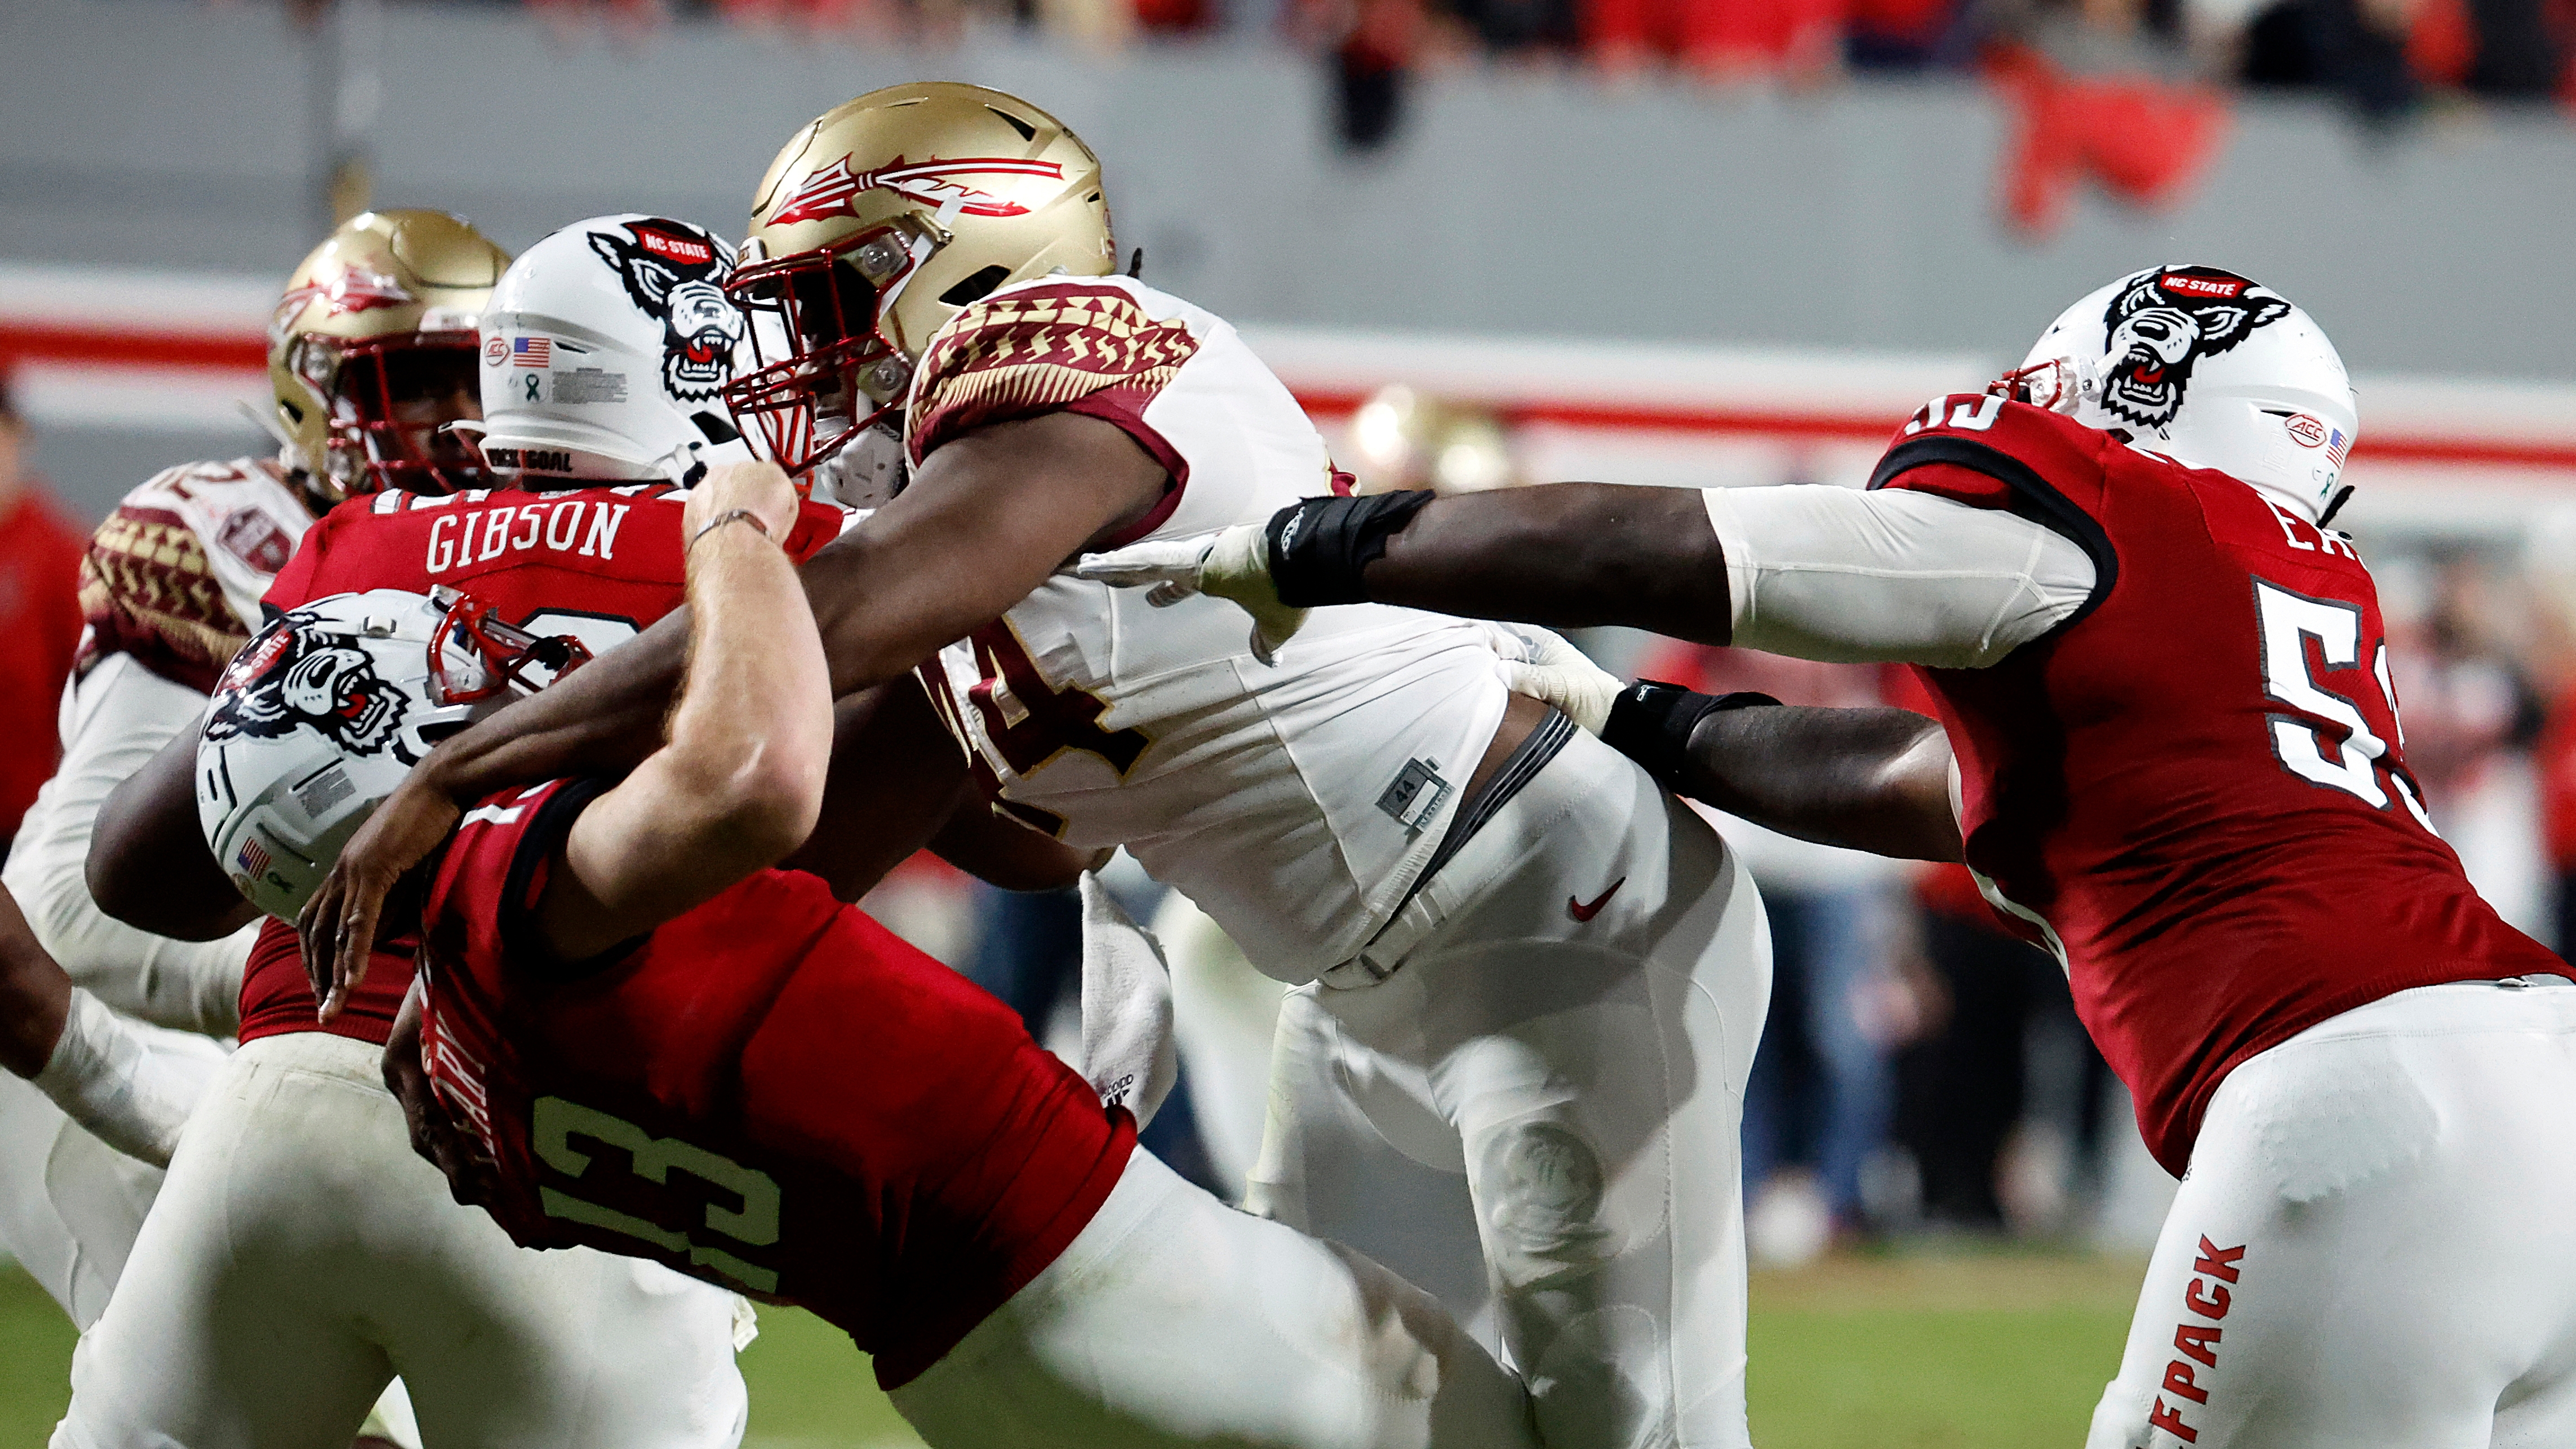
[1265,490,1437,607]
[1600,680,1782,789]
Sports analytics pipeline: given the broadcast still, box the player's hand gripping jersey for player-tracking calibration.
[418,777,1135,1388]
[233,483,848,1045]
[1876,394,2560,1173]
[907,278,1519,981]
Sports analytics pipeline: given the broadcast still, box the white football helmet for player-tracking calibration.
[2000,265,2358,525]
[464,215,756,485]
[198,588,591,920]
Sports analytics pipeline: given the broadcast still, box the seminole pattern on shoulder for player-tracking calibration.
[78,504,252,694]
[906,283,1201,463]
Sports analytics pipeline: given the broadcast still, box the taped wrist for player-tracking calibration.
[1265,491,1437,606]
[31,988,193,1168]
[1601,681,1782,789]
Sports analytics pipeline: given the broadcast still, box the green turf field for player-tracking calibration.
[0,1251,2140,1447]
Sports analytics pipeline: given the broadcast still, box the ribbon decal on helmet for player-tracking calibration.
[769,154,1067,228]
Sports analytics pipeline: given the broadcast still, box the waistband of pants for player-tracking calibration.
[1321,714,1612,991]
[233,1027,390,1085]
[2276,972,2576,1050]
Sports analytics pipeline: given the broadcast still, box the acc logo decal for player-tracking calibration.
[2098,266,2293,433]
[767,154,1066,228]
[484,336,509,367]
[2283,412,2328,448]
[587,219,745,404]
[206,612,412,761]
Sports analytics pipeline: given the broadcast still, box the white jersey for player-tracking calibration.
[6,457,305,1034]
[905,277,1509,982]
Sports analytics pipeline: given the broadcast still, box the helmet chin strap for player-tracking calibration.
[2316,483,2355,529]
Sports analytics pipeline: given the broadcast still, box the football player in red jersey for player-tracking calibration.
[1080,264,2576,1447]
[55,218,828,1449]
[199,470,1542,1449]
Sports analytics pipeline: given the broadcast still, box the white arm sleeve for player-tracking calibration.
[2,654,254,1037]
[1700,484,2099,669]
[26,987,224,1168]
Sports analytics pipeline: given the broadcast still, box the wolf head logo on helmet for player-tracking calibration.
[2096,268,2294,431]
[587,220,745,403]
[205,611,414,761]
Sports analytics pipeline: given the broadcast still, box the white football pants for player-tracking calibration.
[2088,976,2576,1449]
[1251,729,1771,1449]
[0,1022,225,1330]
[50,1032,750,1449]
[891,1148,1540,1449]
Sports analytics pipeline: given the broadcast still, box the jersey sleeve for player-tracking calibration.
[77,494,252,694]
[903,281,1201,506]
[1699,482,2098,669]
[1867,393,2120,633]
[428,777,637,983]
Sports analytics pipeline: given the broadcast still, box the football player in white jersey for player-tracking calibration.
[0,210,505,1384]
[307,86,1953,1449]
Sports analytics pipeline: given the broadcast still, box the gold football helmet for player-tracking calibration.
[268,210,512,504]
[726,82,1116,472]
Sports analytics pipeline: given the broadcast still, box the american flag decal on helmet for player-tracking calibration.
[2326,427,2351,469]
[769,154,1066,228]
[236,835,272,880]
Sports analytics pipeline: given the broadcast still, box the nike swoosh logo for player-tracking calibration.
[1567,878,1626,923]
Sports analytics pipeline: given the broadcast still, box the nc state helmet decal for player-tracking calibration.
[2097,268,2293,432]
[207,615,414,761]
[586,219,747,404]
[768,154,1067,228]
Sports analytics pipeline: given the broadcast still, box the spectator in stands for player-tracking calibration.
[0,383,86,859]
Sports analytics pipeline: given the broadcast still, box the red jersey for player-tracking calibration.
[1876,394,2559,1175]
[238,483,849,1046]
[418,777,1134,1386]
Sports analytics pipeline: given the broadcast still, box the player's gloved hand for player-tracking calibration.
[1483,623,1624,735]
[1077,523,1308,665]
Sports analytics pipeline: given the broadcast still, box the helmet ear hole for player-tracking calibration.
[692,411,741,445]
[939,265,1012,308]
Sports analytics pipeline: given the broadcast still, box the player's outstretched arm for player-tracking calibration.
[1082,481,2097,671]
[1081,485,1735,649]
[536,466,835,961]
[1606,683,1961,862]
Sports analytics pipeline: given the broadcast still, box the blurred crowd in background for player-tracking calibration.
[428,0,2576,174]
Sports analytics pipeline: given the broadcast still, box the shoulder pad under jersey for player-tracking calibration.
[904,277,1202,466]
[78,459,313,692]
